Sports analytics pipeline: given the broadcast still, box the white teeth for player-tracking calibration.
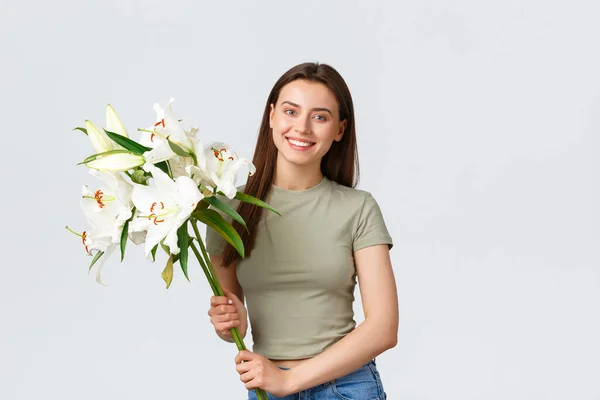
[288,138,313,147]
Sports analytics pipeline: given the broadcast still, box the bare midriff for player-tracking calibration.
[269,357,311,369]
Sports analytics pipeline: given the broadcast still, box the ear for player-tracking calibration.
[269,104,275,128]
[334,119,347,142]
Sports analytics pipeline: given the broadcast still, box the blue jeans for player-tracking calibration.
[247,358,387,400]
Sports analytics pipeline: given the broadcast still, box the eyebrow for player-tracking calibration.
[280,100,333,116]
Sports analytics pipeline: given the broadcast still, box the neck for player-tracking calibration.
[272,156,324,190]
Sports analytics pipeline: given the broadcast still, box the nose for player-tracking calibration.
[294,115,311,135]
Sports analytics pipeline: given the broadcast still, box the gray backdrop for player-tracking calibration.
[1,0,598,399]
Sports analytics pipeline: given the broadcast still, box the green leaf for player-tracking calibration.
[160,241,170,255]
[177,223,190,282]
[196,199,210,211]
[203,196,247,230]
[232,191,280,216]
[104,129,151,154]
[192,209,245,258]
[73,127,88,135]
[120,219,129,262]
[151,244,158,262]
[155,161,170,175]
[167,136,191,157]
[161,255,174,289]
[88,251,104,272]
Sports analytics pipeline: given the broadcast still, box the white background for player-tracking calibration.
[1,0,598,399]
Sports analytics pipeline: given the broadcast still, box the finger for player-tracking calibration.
[216,320,240,334]
[208,304,236,316]
[213,313,239,323]
[235,350,254,364]
[239,369,255,384]
[211,296,233,307]
[236,360,253,375]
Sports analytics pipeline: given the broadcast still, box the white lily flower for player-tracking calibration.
[81,170,133,243]
[142,99,196,165]
[85,151,146,172]
[187,142,255,199]
[154,98,194,151]
[129,163,203,257]
[66,225,114,286]
[79,169,135,285]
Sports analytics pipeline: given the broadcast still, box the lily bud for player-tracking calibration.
[85,120,115,153]
[84,150,146,172]
[105,104,129,138]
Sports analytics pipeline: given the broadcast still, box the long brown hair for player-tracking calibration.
[222,62,359,267]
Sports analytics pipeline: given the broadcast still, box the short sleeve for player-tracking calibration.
[352,192,393,252]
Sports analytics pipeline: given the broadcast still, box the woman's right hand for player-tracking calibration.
[208,287,248,341]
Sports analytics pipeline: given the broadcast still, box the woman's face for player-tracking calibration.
[270,79,346,169]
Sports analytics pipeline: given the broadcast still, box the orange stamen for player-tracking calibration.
[154,119,165,128]
[94,190,105,209]
[150,133,156,142]
[82,231,90,254]
[150,202,165,213]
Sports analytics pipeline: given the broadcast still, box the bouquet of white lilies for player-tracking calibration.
[67,99,275,400]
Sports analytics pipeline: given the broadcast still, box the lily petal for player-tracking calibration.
[90,243,117,286]
[105,104,129,138]
[85,120,115,153]
[143,143,177,164]
[86,152,145,172]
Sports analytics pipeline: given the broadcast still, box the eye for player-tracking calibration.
[284,109,296,115]
[314,114,327,121]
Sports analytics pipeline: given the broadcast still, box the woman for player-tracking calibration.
[206,62,398,400]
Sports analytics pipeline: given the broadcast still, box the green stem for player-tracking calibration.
[190,218,246,350]
[190,218,269,400]
[189,241,217,295]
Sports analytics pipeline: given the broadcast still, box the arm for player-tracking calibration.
[286,244,398,393]
[209,254,247,343]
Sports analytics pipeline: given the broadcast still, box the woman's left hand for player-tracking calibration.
[235,350,294,397]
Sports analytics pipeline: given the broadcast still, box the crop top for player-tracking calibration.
[205,176,393,359]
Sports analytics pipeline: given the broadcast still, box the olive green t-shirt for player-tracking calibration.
[205,176,393,359]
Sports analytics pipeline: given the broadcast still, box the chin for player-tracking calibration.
[276,149,318,168]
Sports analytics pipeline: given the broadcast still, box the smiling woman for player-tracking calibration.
[205,62,396,400]
[270,81,347,170]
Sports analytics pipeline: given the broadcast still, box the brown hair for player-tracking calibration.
[222,62,359,267]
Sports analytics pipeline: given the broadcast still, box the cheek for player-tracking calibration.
[271,116,293,136]
[315,124,341,144]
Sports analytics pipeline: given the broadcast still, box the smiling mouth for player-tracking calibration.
[285,137,315,148]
